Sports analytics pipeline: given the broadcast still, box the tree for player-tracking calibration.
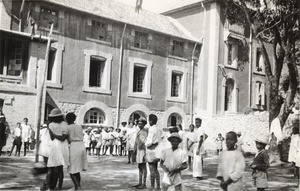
[224,0,299,130]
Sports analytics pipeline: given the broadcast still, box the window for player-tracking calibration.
[89,56,105,88]
[39,7,59,29]
[128,58,152,99]
[225,79,235,111]
[134,31,148,49]
[171,72,183,97]
[0,40,28,78]
[91,20,107,41]
[171,40,184,57]
[84,108,105,124]
[255,82,265,106]
[167,113,182,127]
[133,66,146,92]
[47,48,56,81]
[167,65,187,102]
[256,49,264,73]
[227,43,238,67]
[83,50,112,94]
[129,111,146,124]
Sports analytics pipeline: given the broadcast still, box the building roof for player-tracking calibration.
[158,0,204,14]
[43,0,201,43]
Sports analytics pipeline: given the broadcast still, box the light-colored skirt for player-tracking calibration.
[68,141,88,174]
[47,139,70,167]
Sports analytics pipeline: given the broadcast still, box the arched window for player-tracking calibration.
[84,108,105,125]
[225,78,235,111]
[129,110,146,123]
[167,113,182,127]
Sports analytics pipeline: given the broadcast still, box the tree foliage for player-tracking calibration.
[224,0,299,128]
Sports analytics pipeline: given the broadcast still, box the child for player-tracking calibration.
[250,134,270,191]
[83,128,92,155]
[95,129,102,158]
[288,125,299,178]
[9,122,22,156]
[101,127,109,155]
[215,133,225,155]
[186,124,195,170]
[120,130,127,156]
[217,131,245,191]
[115,128,122,156]
[160,133,187,191]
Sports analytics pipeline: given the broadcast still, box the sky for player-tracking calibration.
[113,0,175,13]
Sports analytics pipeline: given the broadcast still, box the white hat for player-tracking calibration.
[49,108,63,117]
[255,134,270,145]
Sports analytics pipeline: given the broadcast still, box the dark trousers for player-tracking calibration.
[138,163,147,185]
[23,142,29,156]
[148,162,160,189]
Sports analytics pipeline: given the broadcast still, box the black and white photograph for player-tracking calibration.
[0,0,299,190]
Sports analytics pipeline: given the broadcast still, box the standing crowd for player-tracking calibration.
[0,107,299,191]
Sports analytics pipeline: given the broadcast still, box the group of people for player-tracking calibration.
[0,110,35,157]
[38,108,87,190]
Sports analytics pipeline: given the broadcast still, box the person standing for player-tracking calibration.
[216,131,245,191]
[186,124,196,170]
[126,121,137,163]
[193,118,207,180]
[39,124,52,190]
[145,114,162,191]
[132,117,148,189]
[250,134,270,191]
[83,128,92,155]
[21,118,31,156]
[66,113,87,190]
[160,133,188,191]
[216,133,225,155]
[9,122,22,156]
[47,108,70,190]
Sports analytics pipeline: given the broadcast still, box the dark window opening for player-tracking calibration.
[39,7,59,29]
[47,48,56,81]
[134,31,148,49]
[89,56,106,87]
[133,66,146,92]
[172,40,183,57]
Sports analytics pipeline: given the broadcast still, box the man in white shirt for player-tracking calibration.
[145,114,162,191]
[21,118,31,156]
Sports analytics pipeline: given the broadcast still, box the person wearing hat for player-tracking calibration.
[46,108,70,190]
[160,133,188,191]
[83,127,92,155]
[250,134,270,191]
[132,117,148,189]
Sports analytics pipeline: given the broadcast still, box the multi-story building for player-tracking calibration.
[0,0,202,129]
[161,0,273,116]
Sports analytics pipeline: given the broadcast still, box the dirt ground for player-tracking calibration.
[0,151,298,191]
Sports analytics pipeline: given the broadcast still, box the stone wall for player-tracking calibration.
[202,112,269,153]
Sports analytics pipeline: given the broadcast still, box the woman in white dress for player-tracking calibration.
[66,112,87,190]
[47,108,69,190]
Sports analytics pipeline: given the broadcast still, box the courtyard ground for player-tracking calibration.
[0,151,298,191]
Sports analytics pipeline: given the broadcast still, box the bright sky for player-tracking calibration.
[113,0,175,13]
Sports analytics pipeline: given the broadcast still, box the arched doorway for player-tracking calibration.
[225,78,235,112]
[167,113,182,127]
[83,108,105,127]
[129,110,147,123]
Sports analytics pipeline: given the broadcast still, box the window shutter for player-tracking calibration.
[170,39,174,46]
[255,82,260,105]
[58,11,64,19]
[261,83,265,105]
[87,19,92,26]
[148,34,153,40]
[34,4,40,12]
[232,44,238,65]
[131,29,135,36]
[107,23,112,31]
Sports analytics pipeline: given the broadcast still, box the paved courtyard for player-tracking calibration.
[0,151,298,190]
